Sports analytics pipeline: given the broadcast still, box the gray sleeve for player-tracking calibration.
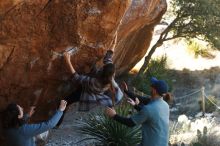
[22,110,63,137]
[112,79,123,104]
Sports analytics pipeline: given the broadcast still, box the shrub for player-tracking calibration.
[77,105,141,146]
[190,126,220,146]
[187,41,215,59]
[132,56,172,94]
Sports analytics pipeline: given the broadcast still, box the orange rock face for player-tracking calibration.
[0,0,167,122]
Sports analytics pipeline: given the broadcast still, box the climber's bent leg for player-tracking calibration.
[64,87,82,105]
[56,87,82,127]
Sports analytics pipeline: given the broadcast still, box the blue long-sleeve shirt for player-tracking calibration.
[5,110,63,146]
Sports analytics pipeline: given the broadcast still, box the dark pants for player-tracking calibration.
[56,87,82,127]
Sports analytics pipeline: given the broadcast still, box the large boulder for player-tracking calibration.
[0,0,167,121]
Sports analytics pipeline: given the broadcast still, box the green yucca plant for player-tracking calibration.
[76,105,141,146]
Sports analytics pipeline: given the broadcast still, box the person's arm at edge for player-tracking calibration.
[22,110,63,137]
[22,100,67,137]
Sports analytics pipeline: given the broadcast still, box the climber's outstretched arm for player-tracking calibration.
[103,32,118,65]
[64,52,76,74]
[109,31,118,52]
[112,32,118,52]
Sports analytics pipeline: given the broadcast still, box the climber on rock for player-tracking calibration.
[56,33,123,127]
[2,100,67,146]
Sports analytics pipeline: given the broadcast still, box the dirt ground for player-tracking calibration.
[43,104,220,146]
[45,103,97,146]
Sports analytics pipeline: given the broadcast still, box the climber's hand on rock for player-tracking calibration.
[59,100,67,112]
[64,52,71,63]
[64,52,76,74]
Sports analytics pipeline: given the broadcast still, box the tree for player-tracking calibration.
[137,0,220,76]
